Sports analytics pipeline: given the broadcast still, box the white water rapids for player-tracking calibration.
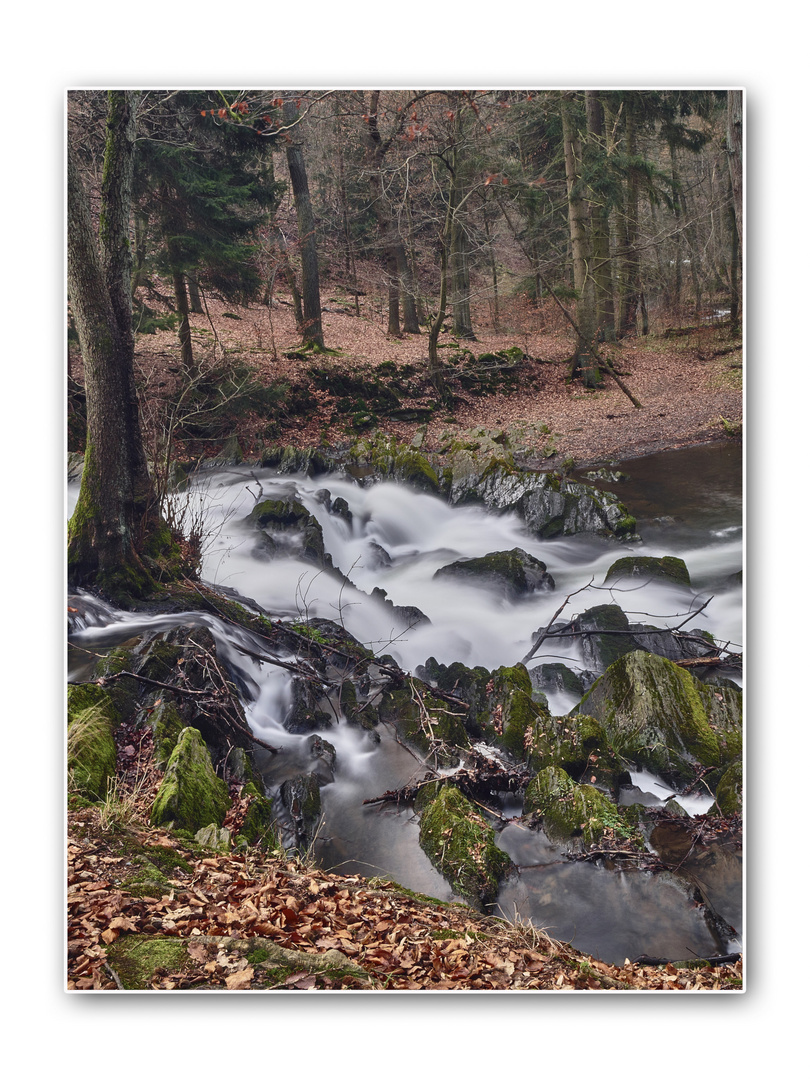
[67,443,743,964]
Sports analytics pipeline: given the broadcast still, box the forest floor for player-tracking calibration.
[71,286,743,468]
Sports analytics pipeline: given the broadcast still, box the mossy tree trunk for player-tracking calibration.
[283,98,325,350]
[67,91,178,603]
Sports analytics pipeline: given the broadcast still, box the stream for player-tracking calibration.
[67,441,742,966]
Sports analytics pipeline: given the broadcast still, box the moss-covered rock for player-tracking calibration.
[434,547,554,600]
[523,766,635,848]
[147,700,187,768]
[67,688,118,801]
[418,784,511,908]
[237,782,278,848]
[571,604,640,672]
[483,664,547,759]
[604,555,691,588]
[349,434,440,494]
[247,497,333,569]
[377,678,469,756]
[577,650,742,786]
[714,760,743,816]
[150,726,230,834]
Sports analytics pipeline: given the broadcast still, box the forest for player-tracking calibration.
[66,88,743,992]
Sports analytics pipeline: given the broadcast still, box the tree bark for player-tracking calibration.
[449,103,475,340]
[283,98,325,350]
[585,92,616,342]
[67,92,174,601]
[726,90,743,248]
[561,92,600,386]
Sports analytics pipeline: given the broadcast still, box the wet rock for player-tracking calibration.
[434,547,555,600]
[308,734,337,785]
[528,662,585,699]
[523,765,636,850]
[577,650,742,786]
[604,555,691,588]
[418,784,512,909]
[247,497,334,570]
[284,677,333,734]
[280,773,322,852]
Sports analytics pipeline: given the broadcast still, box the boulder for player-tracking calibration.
[434,547,554,600]
[418,784,512,908]
[522,766,636,849]
[576,650,742,786]
[604,555,691,588]
[150,726,230,835]
[280,773,322,852]
[247,497,334,570]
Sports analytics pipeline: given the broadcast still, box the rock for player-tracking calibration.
[714,760,743,816]
[576,650,742,786]
[433,548,555,600]
[280,773,322,852]
[247,497,334,570]
[418,784,512,908]
[308,734,337,785]
[523,766,635,849]
[195,824,231,852]
[150,726,230,834]
[604,555,691,588]
[284,676,333,734]
[528,663,585,699]
[570,604,640,672]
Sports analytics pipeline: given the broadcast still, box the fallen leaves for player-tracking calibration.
[66,801,743,992]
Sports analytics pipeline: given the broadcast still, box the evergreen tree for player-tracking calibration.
[133,92,277,371]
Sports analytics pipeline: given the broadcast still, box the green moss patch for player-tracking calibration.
[418,784,511,908]
[150,726,230,834]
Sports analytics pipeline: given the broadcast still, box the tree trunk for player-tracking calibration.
[726,90,743,248]
[449,107,475,340]
[283,98,325,350]
[618,95,643,337]
[187,275,204,314]
[67,92,175,602]
[561,92,601,386]
[585,92,616,342]
[170,261,195,372]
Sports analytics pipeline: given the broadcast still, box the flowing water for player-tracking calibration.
[67,441,743,965]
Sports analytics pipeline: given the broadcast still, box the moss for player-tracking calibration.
[577,651,741,784]
[714,759,743,815]
[106,936,191,990]
[237,783,278,849]
[523,766,634,847]
[604,555,691,587]
[419,784,511,907]
[150,726,230,834]
[148,700,186,768]
[67,700,117,801]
